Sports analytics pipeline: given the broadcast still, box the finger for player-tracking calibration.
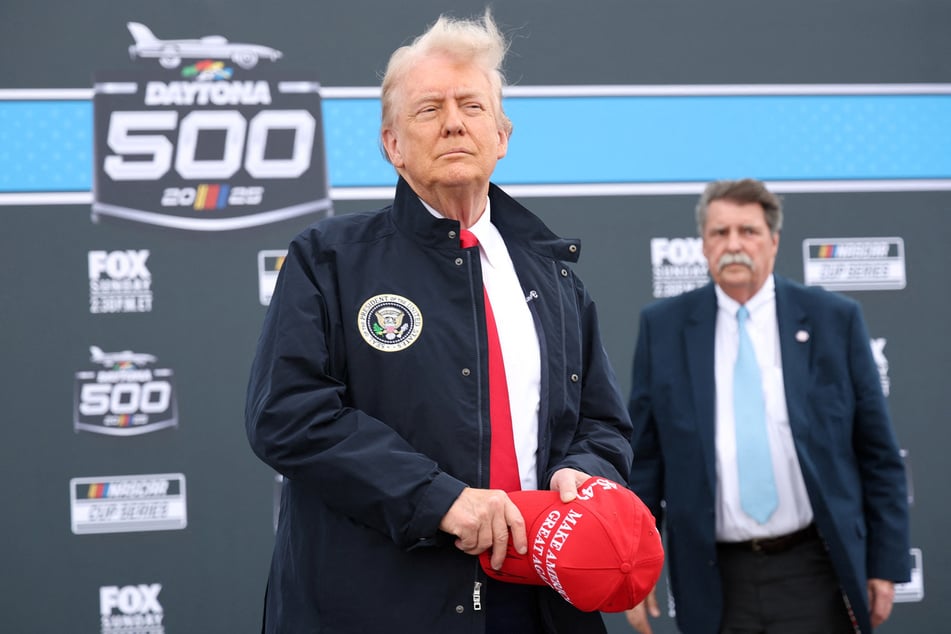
[505,499,528,555]
[624,604,653,634]
[868,580,894,627]
[455,531,477,554]
[551,468,591,502]
[488,505,511,569]
[871,594,893,627]
[624,605,642,628]
[455,518,482,554]
[554,473,581,503]
[474,517,495,555]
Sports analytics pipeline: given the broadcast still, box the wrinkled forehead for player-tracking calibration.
[704,200,769,229]
[400,54,495,99]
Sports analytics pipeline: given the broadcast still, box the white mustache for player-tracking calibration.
[717,252,754,271]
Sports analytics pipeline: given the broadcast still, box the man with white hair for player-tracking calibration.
[246,10,632,633]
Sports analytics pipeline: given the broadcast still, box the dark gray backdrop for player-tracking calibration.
[1,1,948,632]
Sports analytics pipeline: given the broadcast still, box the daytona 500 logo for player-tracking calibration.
[92,24,332,231]
[73,346,178,436]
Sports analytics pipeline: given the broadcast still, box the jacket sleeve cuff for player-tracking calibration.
[404,471,468,549]
[546,456,627,489]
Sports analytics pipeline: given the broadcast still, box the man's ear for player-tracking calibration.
[382,129,403,167]
[496,127,509,160]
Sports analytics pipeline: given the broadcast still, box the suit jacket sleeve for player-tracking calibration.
[627,310,666,528]
[847,300,912,581]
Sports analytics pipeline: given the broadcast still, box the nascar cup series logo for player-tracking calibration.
[650,237,709,298]
[74,346,178,436]
[258,249,287,305]
[100,583,165,634]
[92,22,331,231]
[358,294,423,352]
[70,473,187,534]
[802,237,906,291]
[89,249,153,314]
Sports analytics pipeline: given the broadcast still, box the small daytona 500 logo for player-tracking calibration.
[74,346,178,436]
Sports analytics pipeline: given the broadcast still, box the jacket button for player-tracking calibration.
[455,257,463,266]
[462,368,471,376]
[561,268,568,277]
[455,605,465,614]
[570,373,579,383]
[448,230,457,240]
[569,244,578,253]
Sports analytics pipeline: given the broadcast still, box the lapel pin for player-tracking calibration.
[796,330,810,343]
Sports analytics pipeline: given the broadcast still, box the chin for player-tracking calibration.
[717,274,753,289]
[437,169,487,188]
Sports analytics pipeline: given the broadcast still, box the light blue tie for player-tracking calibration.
[734,305,778,524]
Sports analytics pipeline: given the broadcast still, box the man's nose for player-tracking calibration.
[442,104,465,135]
[726,229,742,251]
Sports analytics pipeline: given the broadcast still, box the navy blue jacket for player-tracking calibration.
[628,276,911,634]
[246,178,633,633]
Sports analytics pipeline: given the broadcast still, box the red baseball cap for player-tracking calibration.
[479,476,664,612]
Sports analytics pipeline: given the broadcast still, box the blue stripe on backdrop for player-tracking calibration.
[1,93,949,192]
[498,95,951,183]
[0,101,94,191]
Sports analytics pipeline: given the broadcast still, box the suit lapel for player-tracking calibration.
[775,276,812,441]
[684,285,718,487]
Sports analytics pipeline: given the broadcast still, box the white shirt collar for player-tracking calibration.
[714,274,776,318]
[420,197,506,270]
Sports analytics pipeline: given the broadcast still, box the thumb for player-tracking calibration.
[646,588,661,617]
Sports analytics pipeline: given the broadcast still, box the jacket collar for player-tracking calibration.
[684,283,718,488]
[774,275,812,440]
[390,177,581,263]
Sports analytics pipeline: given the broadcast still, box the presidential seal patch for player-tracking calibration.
[357,294,423,352]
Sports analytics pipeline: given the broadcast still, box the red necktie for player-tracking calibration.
[460,229,521,492]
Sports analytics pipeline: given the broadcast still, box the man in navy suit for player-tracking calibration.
[624,179,910,634]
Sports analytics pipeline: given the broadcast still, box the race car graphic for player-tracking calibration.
[126,22,283,69]
[89,345,158,368]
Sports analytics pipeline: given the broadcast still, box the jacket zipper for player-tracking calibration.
[472,581,482,611]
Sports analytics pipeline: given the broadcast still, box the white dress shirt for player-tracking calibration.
[713,275,813,541]
[423,198,541,490]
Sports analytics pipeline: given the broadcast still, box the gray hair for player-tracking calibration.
[695,178,783,235]
[379,9,513,163]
